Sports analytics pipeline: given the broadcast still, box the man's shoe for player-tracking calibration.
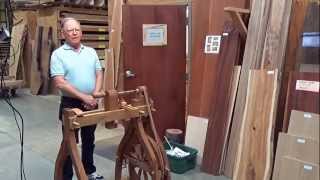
[87,172,104,180]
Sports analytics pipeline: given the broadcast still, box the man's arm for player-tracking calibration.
[92,70,103,97]
[53,75,97,106]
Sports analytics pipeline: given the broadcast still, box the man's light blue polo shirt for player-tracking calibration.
[50,43,102,96]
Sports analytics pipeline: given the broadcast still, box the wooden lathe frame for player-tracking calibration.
[54,86,171,180]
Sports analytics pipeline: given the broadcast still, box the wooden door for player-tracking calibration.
[123,5,187,139]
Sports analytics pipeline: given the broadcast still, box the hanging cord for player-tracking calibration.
[0,1,27,179]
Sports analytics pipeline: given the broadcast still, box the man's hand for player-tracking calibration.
[81,94,97,110]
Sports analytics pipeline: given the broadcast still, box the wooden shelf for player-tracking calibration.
[224,7,250,38]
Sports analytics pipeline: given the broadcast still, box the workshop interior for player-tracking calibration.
[0,0,319,180]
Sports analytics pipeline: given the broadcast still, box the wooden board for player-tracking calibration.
[185,115,208,165]
[233,69,278,180]
[260,0,292,160]
[224,0,273,176]
[108,0,123,88]
[275,0,309,148]
[221,65,241,172]
[272,133,319,180]
[261,0,293,69]
[201,25,244,175]
[123,5,186,139]
[283,72,320,132]
[37,8,59,47]
[30,26,43,95]
[104,48,115,90]
[288,110,319,141]
[9,19,27,79]
[39,27,53,94]
[275,157,319,180]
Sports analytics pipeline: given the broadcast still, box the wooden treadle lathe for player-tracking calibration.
[54,86,171,180]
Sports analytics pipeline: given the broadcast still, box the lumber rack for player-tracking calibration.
[54,86,171,180]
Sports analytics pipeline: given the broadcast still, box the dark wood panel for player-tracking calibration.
[201,24,244,175]
[297,2,320,65]
[123,5,186,139]
[283,72,320,132]
[189,0,249,118]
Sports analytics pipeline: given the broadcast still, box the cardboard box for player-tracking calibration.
[288,110,319,141]
[276,157,319,180]
[272,133,319,180]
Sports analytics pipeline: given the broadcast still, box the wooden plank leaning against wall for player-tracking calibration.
[223,0,272,176]
[201,23,244,175]
[233,69,278,180]
[224,0,294,177]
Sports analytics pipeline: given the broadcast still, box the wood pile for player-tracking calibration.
[188,0,319,179]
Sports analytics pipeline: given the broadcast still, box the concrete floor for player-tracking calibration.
[0,89,229,180]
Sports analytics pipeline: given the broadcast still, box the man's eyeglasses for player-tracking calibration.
[64,28,81,33]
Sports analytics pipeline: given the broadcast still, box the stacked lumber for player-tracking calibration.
[224,0,294,177]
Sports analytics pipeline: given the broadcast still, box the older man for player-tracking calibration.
[50,17,104,180]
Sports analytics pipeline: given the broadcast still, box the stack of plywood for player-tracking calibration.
[272,110,319,180]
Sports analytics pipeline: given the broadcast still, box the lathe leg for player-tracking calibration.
[115,123,135,180]
[54,140,68,180]
[55,109,88,180]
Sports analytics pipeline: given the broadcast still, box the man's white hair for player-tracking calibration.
[60,17,81,29]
